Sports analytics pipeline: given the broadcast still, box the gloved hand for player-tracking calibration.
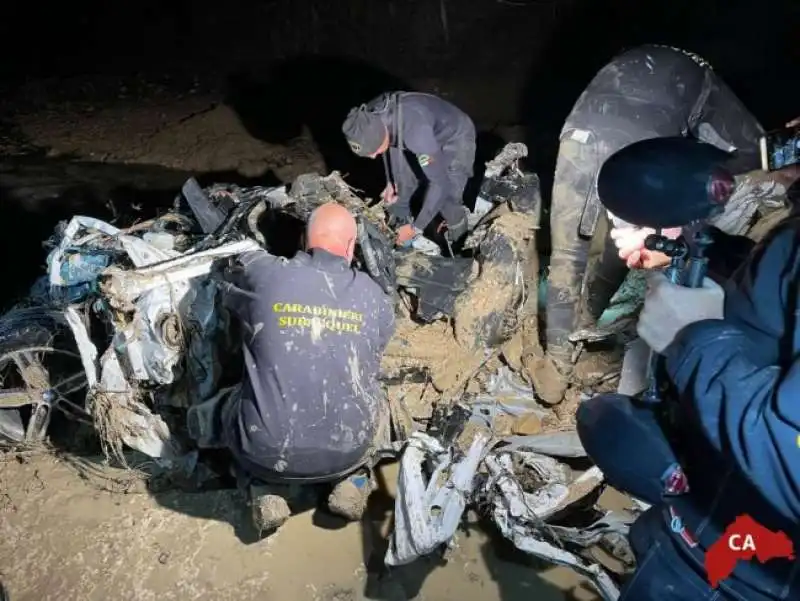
[610,226,682,269]
[637,271,725,353]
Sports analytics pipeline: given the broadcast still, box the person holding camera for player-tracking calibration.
[577,168,800,599]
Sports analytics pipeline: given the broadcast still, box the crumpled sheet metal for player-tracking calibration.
[48,216,122,287]
[94,345,184,462]
[387,371,623,596]
[100,239,259,389]
[484,451,619,600]
[387,431,619,597]
[483,451,603,522]
[47,216,260,461]
[474,367,587,458]
[385,430,491,566]
[490,505,620,600]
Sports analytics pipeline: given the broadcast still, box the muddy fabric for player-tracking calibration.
[545,44,763,368]
[365,92,476,231]
[219,248,395,480]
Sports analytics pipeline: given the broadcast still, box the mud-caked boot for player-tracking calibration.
[327,470,375,521]
[249,484,292,534]
[522,351,571,406]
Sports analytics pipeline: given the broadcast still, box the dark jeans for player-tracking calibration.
[577,394,770,601]
[577,393,677,505]
[623,507,737,601]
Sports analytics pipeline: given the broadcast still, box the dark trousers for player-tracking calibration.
[389,131,475,232]
[577,394,772,601]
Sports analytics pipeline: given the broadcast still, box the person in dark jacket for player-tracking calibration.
[219,202,395,531]
[578,193,800,599]
[342,92,476,248]
[535,44,765,404]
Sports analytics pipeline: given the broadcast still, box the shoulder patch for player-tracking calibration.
[418,154,432,167]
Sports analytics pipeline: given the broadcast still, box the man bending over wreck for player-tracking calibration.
[342,92,476,249]
[219,202,395,532]
[534,44,767,403]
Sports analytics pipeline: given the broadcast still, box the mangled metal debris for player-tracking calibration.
[0,148,638,598]
[385,365,631,601]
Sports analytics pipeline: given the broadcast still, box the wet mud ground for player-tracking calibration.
[0,453,607,601]
[0,75,606,601]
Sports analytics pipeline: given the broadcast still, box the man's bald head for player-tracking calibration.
[306,203,358,263]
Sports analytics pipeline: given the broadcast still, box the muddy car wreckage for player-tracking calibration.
[2,139,740,601]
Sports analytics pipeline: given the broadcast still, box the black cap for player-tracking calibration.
[342,106,386,157]
[597,137,733,229]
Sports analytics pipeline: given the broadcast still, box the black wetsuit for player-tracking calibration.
[220,248,395,482]
[545,44,763,369]
[369,92,476,237]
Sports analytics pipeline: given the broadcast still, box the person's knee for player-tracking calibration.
[576,393,631,443]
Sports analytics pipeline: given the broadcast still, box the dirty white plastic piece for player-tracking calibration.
[385,430,491,566]
[410,235,442,256]
[468,196,494,229]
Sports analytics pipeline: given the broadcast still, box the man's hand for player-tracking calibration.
[637,271,724,353]
[381,183,397,205]
[610,226,682,269]
[395,224,416,246]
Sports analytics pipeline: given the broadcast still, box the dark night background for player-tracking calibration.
[0,0,797,301]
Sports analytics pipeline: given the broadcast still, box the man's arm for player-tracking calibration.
[663,226,800,520]
[218,250,277,317]
[405,124,450,232]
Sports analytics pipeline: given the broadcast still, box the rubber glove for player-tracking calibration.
[637,271,725,353]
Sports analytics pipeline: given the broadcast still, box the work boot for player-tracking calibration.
[249,484,292,534]
[327,470,375,521]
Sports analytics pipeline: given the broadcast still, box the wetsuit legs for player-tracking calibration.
[545,137,598,368]
[442,132,476,243]
[584,227,629,321]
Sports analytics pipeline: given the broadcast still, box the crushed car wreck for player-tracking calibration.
[0,142,641,600]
